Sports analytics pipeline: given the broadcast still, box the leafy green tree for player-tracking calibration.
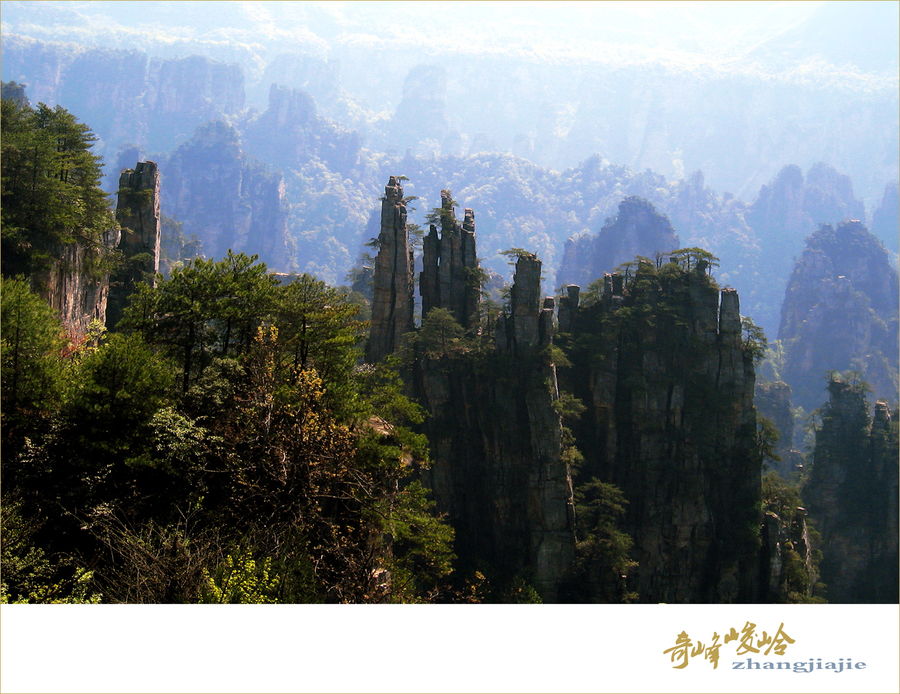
[17,332,180,530]
[198,549,281,604]
[1,100,117,277]
[424,191,458,228]
[195,327,447,602]
[410,307,471,361]
[499,247,536,267]
[374,480,456,602]
[0,276,66,417]
[215,251,279,357]
[760,472,825,603]
[273,274,367,416]
[120,251,276,392]
[756,414,782,469]
[0,496,101,604]
[669,247,720,275]
[741,316,768,363]
[563,479,638,602]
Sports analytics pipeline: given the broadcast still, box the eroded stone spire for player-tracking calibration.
[107,161,161,330]
[496,253,553,351]
[420,190,480,330]
[367,175,414,362]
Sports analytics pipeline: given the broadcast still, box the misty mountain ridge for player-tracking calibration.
[2,1,897,204]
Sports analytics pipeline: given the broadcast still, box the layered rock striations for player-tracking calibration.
[107,161,161,330]
[366,176,415,363]
[28,231,120,342]
[557,262,761,602]
[777,219,899,411]
[17,161,161,340]
[364,182,784,603]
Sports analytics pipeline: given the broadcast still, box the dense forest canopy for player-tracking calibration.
[1,99,117,277]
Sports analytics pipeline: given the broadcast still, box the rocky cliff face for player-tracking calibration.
[759,505,819,603]
[558,196,680,289]
[558,262,761,602]
[805,379,899,603]
[145,55,244,151]
[361,179,810,602]
[241,84,362,175]
[366,176,414,363]
[107,161,161,330]
[870,181,900,255]
[366,184,574,599]
[29,233,119,342]
[755,381,802,478]
[777,219,899,411]
[384,64,449,156]
[0,39,245,159]
[162,121,291,270]
[25,161,161,340]
[416,253,575,601]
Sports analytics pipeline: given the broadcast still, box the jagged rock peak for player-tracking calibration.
[107,161,161,330]
[116,161,161,277]
[555,269,760,602]
[557,285,581,333]
[440,188,455,216]
[366,176,414,363]
[497,253,553,351]
[776,219,899,410]
[419,189,480,330]
[558,196,681,289]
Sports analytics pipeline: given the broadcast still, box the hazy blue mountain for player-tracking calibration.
[2,1,896,206]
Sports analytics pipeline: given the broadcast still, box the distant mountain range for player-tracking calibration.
[2,1,897,203]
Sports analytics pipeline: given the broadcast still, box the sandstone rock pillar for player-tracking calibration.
[367,176,414,362]
[107,161,161,330]
[419,190,480,330]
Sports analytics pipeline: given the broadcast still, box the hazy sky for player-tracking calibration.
[3,0,896,80]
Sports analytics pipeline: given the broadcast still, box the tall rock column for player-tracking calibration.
[419,248,576,601]
[107,161,161,330]
[367,175,414,362]
[805,381,899,603]
[419,190,480,330]
[557,264,761,602]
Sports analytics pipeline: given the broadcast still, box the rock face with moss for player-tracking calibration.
[416,252,575,601]
[369,186,771,603]
[804,379,899,603]
[558,259,761,602]
[755,381,801,477]
[107,161,161,330]
[28,232,120,341]
[367,176,414,363]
